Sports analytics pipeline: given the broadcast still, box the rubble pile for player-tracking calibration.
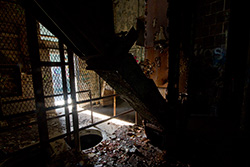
[83,125,189,167]
[0,125,39,155]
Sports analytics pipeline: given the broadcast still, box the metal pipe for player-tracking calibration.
[113,91,116,116]
[33,0,85,57]
[43,90,90,98]
[77,94,118,104]
[59,40,71,144]
[44,94,118,112]
[40,62,69,67]
[1,90,91,104]
[135,112,138,125]
[0,94,120,133]
[78,109,134,131]
[0,96,3,119]
[5,108,135,158]
[89,91,94,124]
[26,12,50,158]
[48,109,134,144]
[1,98,35,104]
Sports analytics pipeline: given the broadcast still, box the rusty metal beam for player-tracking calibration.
[25,11,50,160]
[68,49,80,152]
[59,40,71,144]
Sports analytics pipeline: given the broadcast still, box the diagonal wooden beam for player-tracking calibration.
[21,0,176,133]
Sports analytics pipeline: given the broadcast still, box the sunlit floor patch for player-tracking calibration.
[83,109,134,126]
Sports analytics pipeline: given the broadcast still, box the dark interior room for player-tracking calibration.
[0,0,249,166]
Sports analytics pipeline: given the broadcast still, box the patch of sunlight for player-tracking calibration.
[84,110,134,126]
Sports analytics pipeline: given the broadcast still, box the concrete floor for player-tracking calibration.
[2,97,250,167]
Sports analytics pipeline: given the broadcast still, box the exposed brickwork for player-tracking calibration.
[194,0,230,49]
[189,0,231,115]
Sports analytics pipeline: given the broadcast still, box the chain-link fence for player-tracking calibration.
[38,23,102,108]
[75,55,101,102]
[0,0,34,117]
[0,0,131,161]
[0,0,105,156]
[0,0,39,156]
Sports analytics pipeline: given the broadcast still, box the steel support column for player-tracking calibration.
[59,41,71,144]
[25,13,50,158]
[68,49,80,151]
[167,0,181,105]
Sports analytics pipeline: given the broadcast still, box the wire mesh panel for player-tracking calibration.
[38,24,72,109]
[2,99,36,116]
[75,56,90,92]
[38,24,62,108]
[75,55,101,101]
[0,1,111,157]
[38,23,60,62]
[38,22,102,105]
[0,0,35,117]
[0,0,41,156]
[0,1,31,73]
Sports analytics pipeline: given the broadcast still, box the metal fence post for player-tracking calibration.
[68,49,80,152]
[135,112,138,125]
[59,41,71,144]
[25,13,50,158]
[89,91,94,124]
[0,96,3,119]
[113,91,116,116]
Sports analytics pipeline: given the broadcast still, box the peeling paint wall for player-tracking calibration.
[144,0,169,89]
[112,0,170,97]
[113,0,146,69]
[113,0,145,34]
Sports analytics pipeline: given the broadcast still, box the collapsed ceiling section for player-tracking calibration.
[20,0,173,131]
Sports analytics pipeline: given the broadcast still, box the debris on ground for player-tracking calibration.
[83,125,190,167]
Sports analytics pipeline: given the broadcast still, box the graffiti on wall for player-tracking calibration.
[194,45,226,79]
[213,47,226,68]
[190,45,227,114]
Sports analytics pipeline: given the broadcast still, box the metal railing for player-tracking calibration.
[0,90,136,156]
[0,0,138,157]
